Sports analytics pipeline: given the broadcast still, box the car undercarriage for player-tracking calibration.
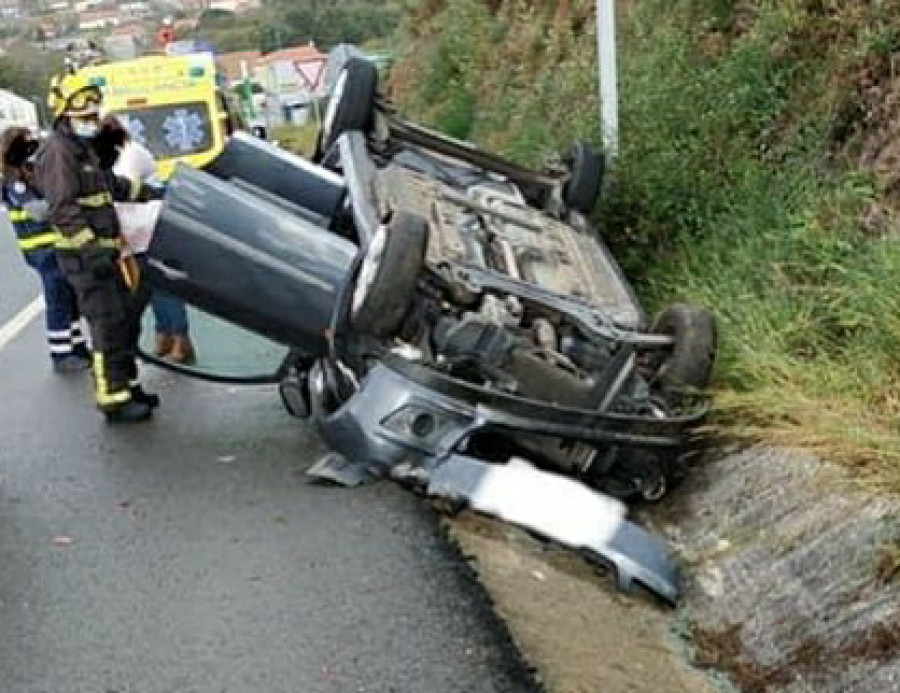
[142,58,717,603]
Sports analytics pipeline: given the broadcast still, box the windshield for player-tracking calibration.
[112,102,215,160]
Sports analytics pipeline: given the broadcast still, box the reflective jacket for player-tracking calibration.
[36,120,143,255]
[1,178,57,253]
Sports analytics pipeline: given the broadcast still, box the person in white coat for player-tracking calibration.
[96,115,196,364]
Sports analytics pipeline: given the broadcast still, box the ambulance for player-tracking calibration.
[78,53,245,180]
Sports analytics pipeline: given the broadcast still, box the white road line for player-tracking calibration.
[0,296,45,353]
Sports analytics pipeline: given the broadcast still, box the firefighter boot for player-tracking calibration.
[130,383,160,409]
[103,399,153,424]
[93,353,152,423]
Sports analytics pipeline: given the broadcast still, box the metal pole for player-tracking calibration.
[597,0,619,158]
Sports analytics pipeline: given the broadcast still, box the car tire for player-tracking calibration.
[321,58,378,154]
[648,303,716,404]
[278,370,310,419]
[563,140,604,215]
[350,211,428,337]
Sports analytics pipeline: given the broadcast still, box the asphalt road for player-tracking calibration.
[0,218,541,693]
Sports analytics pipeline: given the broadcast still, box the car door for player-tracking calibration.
[146,162,357,359]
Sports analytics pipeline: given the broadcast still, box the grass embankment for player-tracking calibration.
[271,122,320,158]
[390,0,900,488]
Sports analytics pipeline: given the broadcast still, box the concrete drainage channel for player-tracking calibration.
[446,445,900,693]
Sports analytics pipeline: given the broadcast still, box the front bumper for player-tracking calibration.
[311,356,702,476]
[309,358,693,604]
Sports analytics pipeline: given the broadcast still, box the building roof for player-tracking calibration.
[260,44,325,65]
[111,23,144,36]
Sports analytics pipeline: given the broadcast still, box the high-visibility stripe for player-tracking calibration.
[54,226,122,251]
[18,231,59,251]
[77,192,113,208]
[8,209,30,222]
[98,237,121,249]
[93,352,131,406]
[55,227,95,249]
[49,343,74,355]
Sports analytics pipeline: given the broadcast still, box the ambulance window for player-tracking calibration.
[112,103,213,159]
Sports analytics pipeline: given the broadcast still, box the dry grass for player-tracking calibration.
[710,386,900,492]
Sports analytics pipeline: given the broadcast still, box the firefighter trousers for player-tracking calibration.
[57,251,150,410]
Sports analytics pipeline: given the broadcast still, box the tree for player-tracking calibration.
[0,44,65,109]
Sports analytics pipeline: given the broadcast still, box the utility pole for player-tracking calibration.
[596,0,619,159]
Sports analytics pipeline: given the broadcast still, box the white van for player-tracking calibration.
[0,89,39,135]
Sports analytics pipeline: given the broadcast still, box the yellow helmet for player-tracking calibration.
[48,72,102,121]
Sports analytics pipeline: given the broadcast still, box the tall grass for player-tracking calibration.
[608,1,900,484]
[392,0,900,487]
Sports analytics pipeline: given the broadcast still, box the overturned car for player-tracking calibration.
[145,59,716,507]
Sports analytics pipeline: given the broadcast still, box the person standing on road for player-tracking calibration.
[94,115,197,365]
[38,73,161,423]
[1,127,91,373]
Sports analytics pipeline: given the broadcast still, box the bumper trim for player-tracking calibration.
[426,455,680,604]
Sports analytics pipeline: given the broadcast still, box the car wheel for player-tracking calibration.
[563,140,604,215]
[321,58,378,153]
[350,212,428,338]
[278,370,310,419]
[648,303,717,405]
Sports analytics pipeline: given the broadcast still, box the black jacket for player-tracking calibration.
[36,120,141,252]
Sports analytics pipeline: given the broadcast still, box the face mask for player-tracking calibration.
[71,119,99,139]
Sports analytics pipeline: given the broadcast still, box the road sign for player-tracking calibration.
[293,58,326,92]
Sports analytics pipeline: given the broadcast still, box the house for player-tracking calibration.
[79,9,119,31]
[74,0,103,12]
[216,50,263,87]
[260,44,327,93]
[257,43,327,125]
[39,22,59,39]
[119,1,151,18]
[209,0,260,13]
[111,23,145,38]
[167,0,209,11]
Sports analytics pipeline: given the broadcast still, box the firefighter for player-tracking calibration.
[39,73,162,423]
[1,127,91,372]
[94,115,197,364]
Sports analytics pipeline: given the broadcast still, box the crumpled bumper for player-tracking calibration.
[309,361,681,603]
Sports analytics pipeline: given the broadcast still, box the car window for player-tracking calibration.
[139,304,290,383]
